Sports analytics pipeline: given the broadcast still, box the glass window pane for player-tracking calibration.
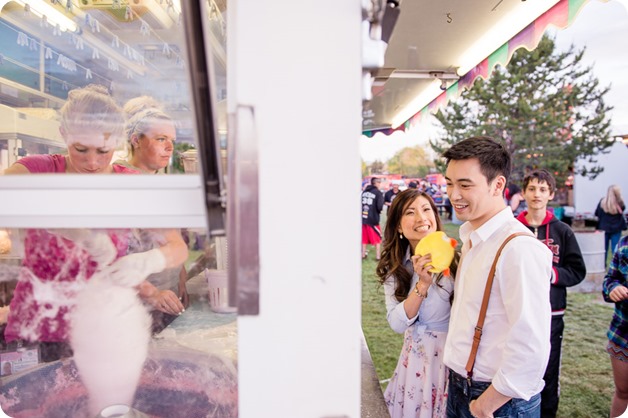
[0,0,234,414]
[0,0,223,175]
[0,227,236,416]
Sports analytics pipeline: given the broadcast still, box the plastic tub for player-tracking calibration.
[204,269,236,313]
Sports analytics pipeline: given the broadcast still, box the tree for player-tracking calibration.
[386,145,434,177]
[362,160,369,177]
[430,34,614,187]
[369,160,385,174]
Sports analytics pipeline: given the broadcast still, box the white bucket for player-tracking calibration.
[571,230,606,293]
[204,269,236,313]
[574,230,606,274]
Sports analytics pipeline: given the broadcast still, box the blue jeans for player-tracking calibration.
[447,370,541,418]
[606,231,622,262]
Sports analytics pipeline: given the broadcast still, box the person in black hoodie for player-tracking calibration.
[595,184,627,264]
[516,169,586,418]
[362,177,385,260]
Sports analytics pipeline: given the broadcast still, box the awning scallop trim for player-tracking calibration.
[363,0,592,138]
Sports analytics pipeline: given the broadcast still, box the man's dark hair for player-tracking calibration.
[443,136,511,184]
[371,177,381,186]
[523,169,556,193]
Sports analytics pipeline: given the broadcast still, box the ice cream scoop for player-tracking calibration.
[414,231,457,275]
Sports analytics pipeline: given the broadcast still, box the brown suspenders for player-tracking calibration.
[464,232,532,381]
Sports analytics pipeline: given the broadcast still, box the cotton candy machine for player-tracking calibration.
[1,270,238,418]
[0,345,237,418]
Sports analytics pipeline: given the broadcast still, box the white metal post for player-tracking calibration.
[228,1,364,416]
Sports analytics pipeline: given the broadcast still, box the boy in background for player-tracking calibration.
[516,169,586,418]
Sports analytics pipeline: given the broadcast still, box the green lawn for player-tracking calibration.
[361,220,616,418]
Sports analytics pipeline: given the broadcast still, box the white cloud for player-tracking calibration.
[360,122,440,163]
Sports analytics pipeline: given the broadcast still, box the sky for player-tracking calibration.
[359,0,628,164]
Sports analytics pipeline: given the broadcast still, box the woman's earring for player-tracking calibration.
[399,233,403,239]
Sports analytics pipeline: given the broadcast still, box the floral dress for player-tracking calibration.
[5,229,129,343]
[383,249,454,418]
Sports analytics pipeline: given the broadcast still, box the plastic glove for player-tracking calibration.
[77,232,117,268]
[98,248,166,288]
[55,229,117,268]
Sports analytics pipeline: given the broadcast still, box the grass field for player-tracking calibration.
[361,220,617,418]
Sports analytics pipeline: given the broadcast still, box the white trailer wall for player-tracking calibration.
[574,140,628,215]
[229,1,363,417]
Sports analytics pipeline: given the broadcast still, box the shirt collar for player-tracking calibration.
[403,245,412,263]
[459,206,513,246]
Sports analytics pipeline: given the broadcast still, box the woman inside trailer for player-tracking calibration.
[119,95,190,332]
[1,84,187,361]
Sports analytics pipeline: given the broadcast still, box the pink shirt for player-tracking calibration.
[5,155,138,342]
[16,154,138,174]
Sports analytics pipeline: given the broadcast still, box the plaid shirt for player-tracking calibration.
[603,235,628,348]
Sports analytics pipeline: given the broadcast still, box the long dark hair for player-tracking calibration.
[376,189,458,302]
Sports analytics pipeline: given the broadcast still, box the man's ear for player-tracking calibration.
[493,175,507,196]
[130,134,140,147]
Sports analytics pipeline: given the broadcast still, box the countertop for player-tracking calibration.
[151,272,237,362]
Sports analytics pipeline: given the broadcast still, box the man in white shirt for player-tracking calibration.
[442,136,553,418]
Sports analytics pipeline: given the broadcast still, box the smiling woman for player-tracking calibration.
[375,189,458,418]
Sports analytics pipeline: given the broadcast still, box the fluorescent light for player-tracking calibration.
[390,80,443,129]
[390,0,561,129]
[172,0,181,14]
[23,0,77,32]
[388,70,459,80]
[457,0,559,75]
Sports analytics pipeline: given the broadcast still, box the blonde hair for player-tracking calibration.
[59,84,125,147]
[123,96,173,155]
[123,95,164,116]
[601,185,624,215]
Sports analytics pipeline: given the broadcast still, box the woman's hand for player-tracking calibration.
[151,289,185,315]
[609,285,628,302]
[138,281,184,315]
[0,305,9,325]
[411,253,434,286]
[101,248,167,288]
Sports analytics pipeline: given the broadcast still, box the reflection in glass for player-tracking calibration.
[0,0,196,174]
[0,0,235,414]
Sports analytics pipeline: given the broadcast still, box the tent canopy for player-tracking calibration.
[363,0,592,137]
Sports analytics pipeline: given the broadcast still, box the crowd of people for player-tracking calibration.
[0,84,190,361]
[365,136,627,418]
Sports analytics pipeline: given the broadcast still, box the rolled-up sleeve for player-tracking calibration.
[383,275,418,334]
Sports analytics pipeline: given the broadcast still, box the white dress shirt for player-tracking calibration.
[384,247,453,334]
[443,207,552,400]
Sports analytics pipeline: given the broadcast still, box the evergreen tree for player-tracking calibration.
[430,35,614,187]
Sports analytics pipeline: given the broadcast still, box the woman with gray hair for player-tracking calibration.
[118,96,176,174]
[119,96,190,331]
